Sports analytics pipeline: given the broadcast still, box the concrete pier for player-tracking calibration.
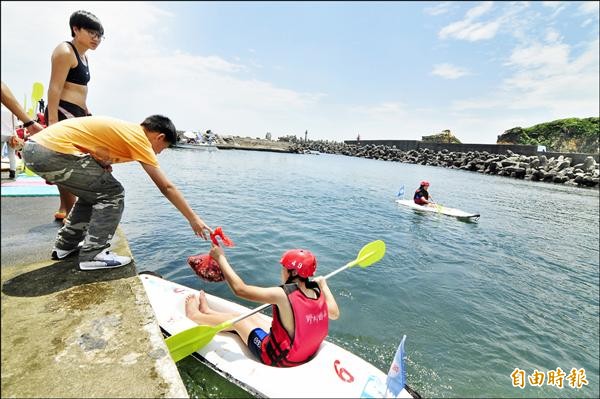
[1,191,188,398]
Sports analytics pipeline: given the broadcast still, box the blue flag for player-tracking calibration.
[397,185,405,199]
[386,335,407,397]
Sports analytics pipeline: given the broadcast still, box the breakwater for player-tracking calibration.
[289,141,599,188]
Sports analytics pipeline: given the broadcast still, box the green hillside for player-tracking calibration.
[497,117,599,153]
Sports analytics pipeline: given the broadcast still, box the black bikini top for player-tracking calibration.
[64,41,90,86]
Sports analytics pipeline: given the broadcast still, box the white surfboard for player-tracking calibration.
[139,273,419,398]
[396,199,480,221]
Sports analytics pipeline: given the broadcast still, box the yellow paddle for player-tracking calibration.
[165,240,386,362]
[30,82,44,117]
[19,82,44,176]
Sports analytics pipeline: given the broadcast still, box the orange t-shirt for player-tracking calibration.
[32,116,159,167]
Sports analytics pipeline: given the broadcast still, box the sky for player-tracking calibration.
[1,1,598,144]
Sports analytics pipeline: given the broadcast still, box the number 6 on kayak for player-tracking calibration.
[165,240,386,362]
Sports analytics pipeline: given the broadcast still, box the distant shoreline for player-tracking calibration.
[216,143,288,153]
[201,137,600,189]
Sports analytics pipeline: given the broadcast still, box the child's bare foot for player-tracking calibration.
[185,294,201,320]
[198,290,214,314]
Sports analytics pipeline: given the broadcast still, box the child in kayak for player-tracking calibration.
[414,180,435,207]
[184,245,340,367]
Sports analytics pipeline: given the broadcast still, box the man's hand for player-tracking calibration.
[190,215,211,240]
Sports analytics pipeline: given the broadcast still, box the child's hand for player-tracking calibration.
[313,276,327,287]
[209,244,225,261]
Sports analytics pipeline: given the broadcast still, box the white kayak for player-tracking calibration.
[396,199,480,221]
[139,272,419,398]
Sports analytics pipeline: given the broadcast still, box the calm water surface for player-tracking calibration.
[113,148,599,398]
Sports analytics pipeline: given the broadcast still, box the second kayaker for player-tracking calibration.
[414,180,436,207]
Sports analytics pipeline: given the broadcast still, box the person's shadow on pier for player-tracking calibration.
[2,257,136,297]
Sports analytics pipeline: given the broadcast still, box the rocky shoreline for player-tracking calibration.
[287,141,599,188]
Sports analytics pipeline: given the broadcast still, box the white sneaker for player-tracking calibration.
[79,250,132,271]
[51,241,84,260]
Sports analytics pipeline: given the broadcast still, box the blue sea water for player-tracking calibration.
[113,148,599,398]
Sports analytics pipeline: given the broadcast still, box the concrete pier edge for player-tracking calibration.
[1,193,188,398]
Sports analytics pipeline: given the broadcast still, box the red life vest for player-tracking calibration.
[260,282,328,367]
[414,187,429,205]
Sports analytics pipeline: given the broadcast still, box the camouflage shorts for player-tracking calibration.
[22,141,125,260]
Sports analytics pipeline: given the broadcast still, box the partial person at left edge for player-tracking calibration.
[1,81,45,179]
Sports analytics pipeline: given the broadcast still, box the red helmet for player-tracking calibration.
[280,249,317,278]
[420,180,430,187]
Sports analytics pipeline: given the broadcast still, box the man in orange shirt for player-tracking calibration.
[22,114,212,270]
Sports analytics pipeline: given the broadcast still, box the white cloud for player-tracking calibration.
[579,1,600,27]
[431,63,470,79]
[542,1,563,9]
[506,43,570,70]
[581,18,594,28]
[439,2,501,41]
[171,52,246,73]
[440,20,501,41]
[544,28,561,43]
[579,2,600,14]
[353,102,406,117]
[465,1,494,19]
[424,2,453,16]
[455,39,599,120]
[542,1,567,18]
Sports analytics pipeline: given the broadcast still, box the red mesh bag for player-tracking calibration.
[188,254,225,282]
[188,227,235,282]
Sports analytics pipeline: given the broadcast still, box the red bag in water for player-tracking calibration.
[188,253,225,282]
[188,227,234,282]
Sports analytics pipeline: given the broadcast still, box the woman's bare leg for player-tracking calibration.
[57,185,77,218]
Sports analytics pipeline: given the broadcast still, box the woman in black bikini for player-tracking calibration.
[45,10,104,222]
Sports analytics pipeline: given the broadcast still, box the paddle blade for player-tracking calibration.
[24,166,36,176]
[32,82,44,102]
[165,324,221,362]
[356,240,386,267]
[165,320,233,362]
